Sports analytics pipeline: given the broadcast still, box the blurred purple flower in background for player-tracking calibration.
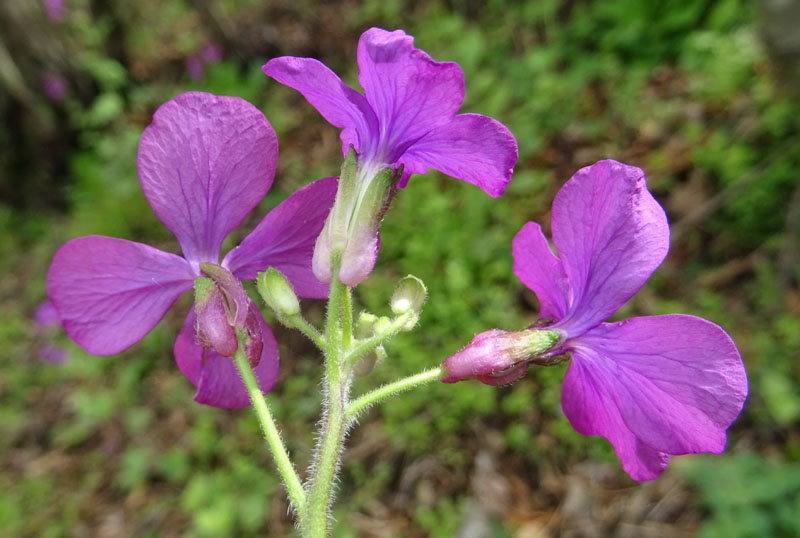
[34,299,60,327]
[186,55,205,81]
[47,92,337,408]
[264,27,518,286]
[200,44,222,64]
[444,160,748,481]
[33,300,69,364]
[41,72,67,102]
[186,44,223,81]
[43,0,65,22]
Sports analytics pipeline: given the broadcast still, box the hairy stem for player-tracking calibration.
[302,263,349,537]
[343,310,413,369]
[232,333,305,512]
[290,314,326,350]
[346,366,446,421]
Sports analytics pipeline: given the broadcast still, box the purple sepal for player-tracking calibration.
[194,278,238,358]
[175,305,278,409]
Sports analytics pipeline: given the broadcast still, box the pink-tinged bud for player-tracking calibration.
[442,328,562,385]
[194,264,262,366]
[242,307,263,368]
[313,147,395,287]
[199,263,249,326]
[195,277,238,357]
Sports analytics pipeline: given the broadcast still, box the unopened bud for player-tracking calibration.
[195,277,237,357]
[337,168,393,286]
[355,311,377,339]
[442,328,562,385]
[390,275,426,330]
[374,316,392,335]
[257,268,300,321]
[198,262,249,326]
[313,146,397,287]
[354,344,387,377]
[240,312,264,368]
[194,265,263,367]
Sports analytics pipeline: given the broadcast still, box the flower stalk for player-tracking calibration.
[232,330,305,512]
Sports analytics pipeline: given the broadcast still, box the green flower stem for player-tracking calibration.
[342,286,353,350]
[232,333,305,512]
[345,366,446,421]
[343,310,413,368]
[289,314,325,350]
[302,263,348,537]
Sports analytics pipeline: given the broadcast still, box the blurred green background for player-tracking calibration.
[2,0,800,536]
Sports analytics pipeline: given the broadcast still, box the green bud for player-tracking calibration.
[355,311,377,339]
[194,276,216,309]
[257,268,300,324]
[390,275,427,331]
[374,316,392,334]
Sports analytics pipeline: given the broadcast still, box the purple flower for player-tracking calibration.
[264,27,518,286]
[34,300,61,328]
[47,92,337,408]
[187,44,224,81]
[40,345,69,365]
[43,0,65,22]
[33,300,70,365]
[443,160,748,481]
[42,72,67,102]
[186,55,205,81]
[200,44,223,64]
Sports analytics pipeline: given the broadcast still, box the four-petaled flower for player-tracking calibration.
[443,160,748,481]
[264,27,519,286]
[47,91,337,408]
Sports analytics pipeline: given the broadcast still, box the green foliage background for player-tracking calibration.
[1,0,799,536]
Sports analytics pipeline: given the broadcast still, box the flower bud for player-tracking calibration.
[374,315,392,335]
[313,146,396,287]
[194,264,263,367]
[354,311,377,339]
[390,275,426,330]
[353,344,386,377]
[198,262,249,326]
[442,328,562,385]
[240,309,264,368]
[195,276,238,357]
[257,267,300,322]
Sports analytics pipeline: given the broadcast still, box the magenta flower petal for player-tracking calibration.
[266,28,516,192]
[47,236,194,355]
[262,57,377,153]
[562,359,670,481]
[137,92,278,267]
[398,114,517,197]
[174,305,279,409]
[551,160,669,334]
[223,176,338,298]
[562,314,748,480]
[356,28,464,161]
[512,222,569,320]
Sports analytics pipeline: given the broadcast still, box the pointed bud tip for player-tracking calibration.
[257,267,300,320]
[442,328,562,384]
[391,275,426,330]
